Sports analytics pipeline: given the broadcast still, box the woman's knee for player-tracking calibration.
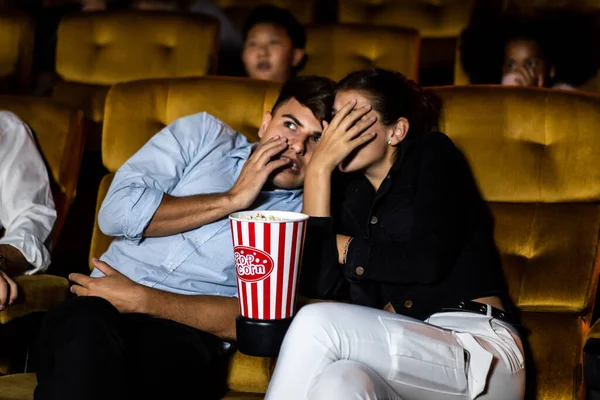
[308,360,381,400]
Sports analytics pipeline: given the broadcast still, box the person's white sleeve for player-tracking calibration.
[0,112,57,274]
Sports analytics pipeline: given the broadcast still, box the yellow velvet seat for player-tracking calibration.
[0,11,34,93]
[434,85,600,400]
[302,24,420,82]
[214,0,317,27]
[0,97,85,373]
[337,0,474,38]
[51,10,219,149]
[337,0,474,85]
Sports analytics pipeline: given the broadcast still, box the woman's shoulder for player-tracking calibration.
[418,131,456,149]
[414,131,461,162]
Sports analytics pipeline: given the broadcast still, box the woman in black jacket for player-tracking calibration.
[265,69,525,400]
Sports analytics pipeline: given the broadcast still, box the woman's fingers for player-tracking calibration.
[346,115,377,139]
[337,105,372,133]
[328,99,357,131]
[349,132,377,150]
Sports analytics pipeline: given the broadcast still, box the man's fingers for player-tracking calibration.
[70,284,89,297]
[7,275,17,305]
[91,258,119,276]
[0,275,7,310]
[252,137,288,165]
[255,139,289,167]
[265,157,292,174]
[328,99,357,130]
[69,272,93,287]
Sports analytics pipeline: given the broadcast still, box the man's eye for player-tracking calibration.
[284,121,297,130]
[311,135,321,143]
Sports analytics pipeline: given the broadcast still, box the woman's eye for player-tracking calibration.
[525,58,538,69]
[284,121,297,130]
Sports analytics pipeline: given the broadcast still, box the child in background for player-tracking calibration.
[241,5,306,83]
[500,21,554,88]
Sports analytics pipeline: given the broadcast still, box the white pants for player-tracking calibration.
[265,303,525,400]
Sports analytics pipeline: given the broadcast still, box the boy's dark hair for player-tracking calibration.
[243,5,306,50]
[271,76,335,123]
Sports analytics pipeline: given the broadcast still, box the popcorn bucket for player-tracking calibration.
[229,210,308,357]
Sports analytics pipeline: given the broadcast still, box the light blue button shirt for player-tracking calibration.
[93,112,303,298]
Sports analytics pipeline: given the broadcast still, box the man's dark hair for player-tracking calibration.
[271,76,335,123]
[243,5,306,50]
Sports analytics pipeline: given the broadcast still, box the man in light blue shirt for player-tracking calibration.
[34,76,335,400]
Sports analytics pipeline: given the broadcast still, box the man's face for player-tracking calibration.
[242,23,304,83]
[257,98,323,189]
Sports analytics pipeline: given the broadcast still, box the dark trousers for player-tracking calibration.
[34,296,229,400]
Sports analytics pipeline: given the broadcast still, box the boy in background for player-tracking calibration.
[242,5,306,83]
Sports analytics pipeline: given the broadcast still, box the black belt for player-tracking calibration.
[437,300,511,322]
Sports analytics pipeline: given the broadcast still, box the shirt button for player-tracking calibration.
[167,262,173,269]
[355,266,364,276]
[404,300,413,309]
[370,216,378,225]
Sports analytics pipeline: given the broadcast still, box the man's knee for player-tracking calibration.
[39,296,119,344]
[308,360,379,400]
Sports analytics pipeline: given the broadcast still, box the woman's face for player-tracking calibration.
[333,90,395,174]
[503,39,546,78]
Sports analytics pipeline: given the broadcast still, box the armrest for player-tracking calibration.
[227,351,274,394]
[0,274,69,324]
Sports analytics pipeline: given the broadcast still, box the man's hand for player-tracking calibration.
[0,270,17,310]
[69,258,147,314]
[227,136,292,209]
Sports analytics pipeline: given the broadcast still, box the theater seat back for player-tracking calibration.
[433,85,600,400]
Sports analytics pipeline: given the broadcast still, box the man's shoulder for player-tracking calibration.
[0,111,28,136]
[0,111,33,146]
[168,112,248,145]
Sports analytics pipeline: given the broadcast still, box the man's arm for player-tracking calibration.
[143,135,290,237]
[143,289,239,340]
[0,244,31,276]
[70,259,238,339]
[99,114,290,240]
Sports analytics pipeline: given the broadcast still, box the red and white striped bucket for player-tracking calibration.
[229,211,308,320]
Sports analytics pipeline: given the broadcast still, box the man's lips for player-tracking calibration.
[278,156,301,175]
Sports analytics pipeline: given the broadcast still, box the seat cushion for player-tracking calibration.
[0,275,69,325]
[303,24,419,82]
[56,11,219,85]
[0,374,36,400]
[521,312,586,400]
